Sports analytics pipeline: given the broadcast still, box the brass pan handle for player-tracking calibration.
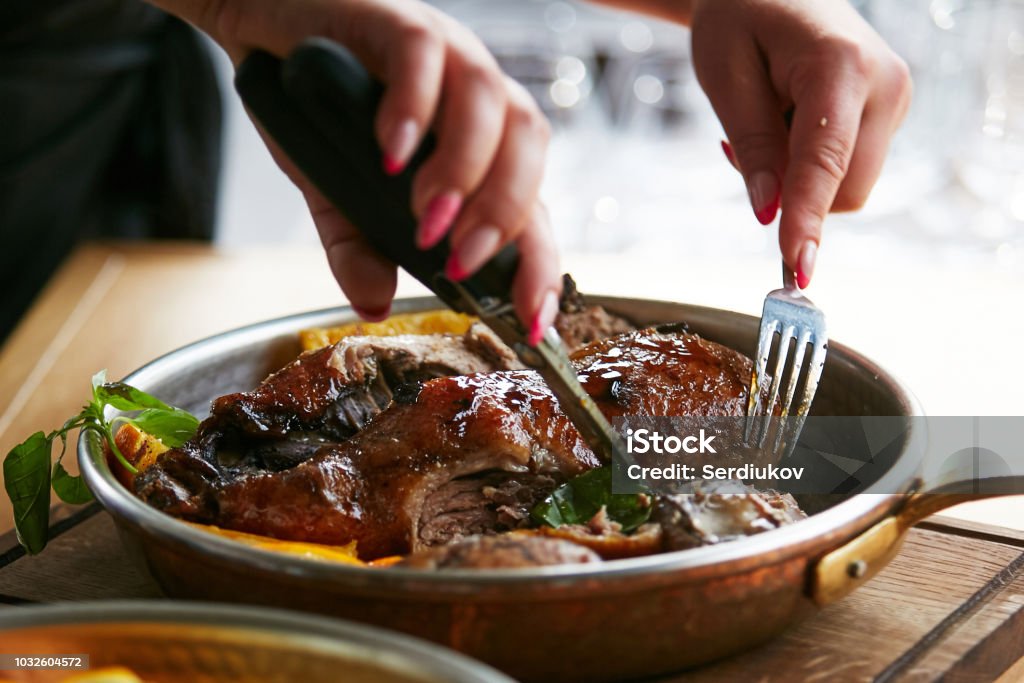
[811,476,1024,606]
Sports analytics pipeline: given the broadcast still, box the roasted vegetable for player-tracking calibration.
[187,522,363,565]
[114,423,170,472]
[299,310,475,350]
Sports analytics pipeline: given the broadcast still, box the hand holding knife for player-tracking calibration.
[235,38,627,466]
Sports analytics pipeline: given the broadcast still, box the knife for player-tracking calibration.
[235,38,627,466]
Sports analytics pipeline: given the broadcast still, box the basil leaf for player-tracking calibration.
[3,432,53,554]
[531,467,652,532]
[94,382,175,412]
[131,408,200,448]
[51,461,94,505]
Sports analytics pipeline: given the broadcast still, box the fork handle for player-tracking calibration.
[782,262,798,291]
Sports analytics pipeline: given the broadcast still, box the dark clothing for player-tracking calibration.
[0,0,222,342]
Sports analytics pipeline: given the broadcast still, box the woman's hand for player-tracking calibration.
[692,0,912,287]
[599,0,912,288]
[151,0,560,338]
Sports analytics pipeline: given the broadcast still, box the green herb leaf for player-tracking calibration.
[94,382,176,413]
[2,370,200,555]
[130,408,200,449]
[3,432,54,554]
[531,467,652,533]
[51,461,94,505]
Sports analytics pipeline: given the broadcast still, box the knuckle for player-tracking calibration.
[808,136,854,183]
[826,36,876,79]
[508,99,551,141]
[889,56,914,115]
[459,60,506,98]
[397,17,442,53]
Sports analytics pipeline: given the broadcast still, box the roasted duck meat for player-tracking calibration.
[137,327,759,559]
[213,323,523,442]
[654,480,806,551]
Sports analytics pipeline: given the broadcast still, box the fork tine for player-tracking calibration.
[769,328,812,454]
[744,319,778,443]
[796,340,828,417]
[757,324,795,446]
[780,329,812,418]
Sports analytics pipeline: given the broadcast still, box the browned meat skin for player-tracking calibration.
[212,324,522,440]
[134,326,526,515]
[569,326,753,418]
[146,328,755,559]
[398,534,602,569]
[133,306,636,528]
[209,367,602,557]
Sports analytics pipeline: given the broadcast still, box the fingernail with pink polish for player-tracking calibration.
[748,171,781,225]
[418,191,462,249]
[383,118,419,175]
[352,303,392,322]
[445,225,502,281]
[796,240,817,290]
[528,290,560,347]
[721,140,737,169]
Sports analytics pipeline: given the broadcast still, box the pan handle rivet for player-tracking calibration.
[847,560,868,579]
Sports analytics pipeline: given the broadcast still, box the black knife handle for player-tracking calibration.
[234,38,520,315]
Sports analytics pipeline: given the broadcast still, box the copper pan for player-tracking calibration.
[0,600,513,682]
[78,296,1020,682]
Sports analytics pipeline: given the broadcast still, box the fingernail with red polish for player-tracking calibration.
[418,191,462,249]
[528,290,560,347]
[748,171,781,225]
[383,118,419,176]
[721,140,737,169]
[796,240,817,290]
[352,303,391,322]
[445,225,502,281]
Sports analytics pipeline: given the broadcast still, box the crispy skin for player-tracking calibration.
[211,324,522,440]
[138,328,755,559]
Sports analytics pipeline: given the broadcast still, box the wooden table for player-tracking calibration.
[2,242,1024,681]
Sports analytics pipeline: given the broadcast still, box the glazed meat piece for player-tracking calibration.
[213,323,523,441]
[398,534,602,569]
[137,327,757,559]
[132,325,524,513]
[654,479,806,551]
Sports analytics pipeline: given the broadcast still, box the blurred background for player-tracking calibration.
[215,0,1024,275]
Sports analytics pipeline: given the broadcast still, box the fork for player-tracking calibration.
[745,263,829,454]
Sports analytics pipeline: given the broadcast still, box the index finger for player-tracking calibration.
[780,66,869,286]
